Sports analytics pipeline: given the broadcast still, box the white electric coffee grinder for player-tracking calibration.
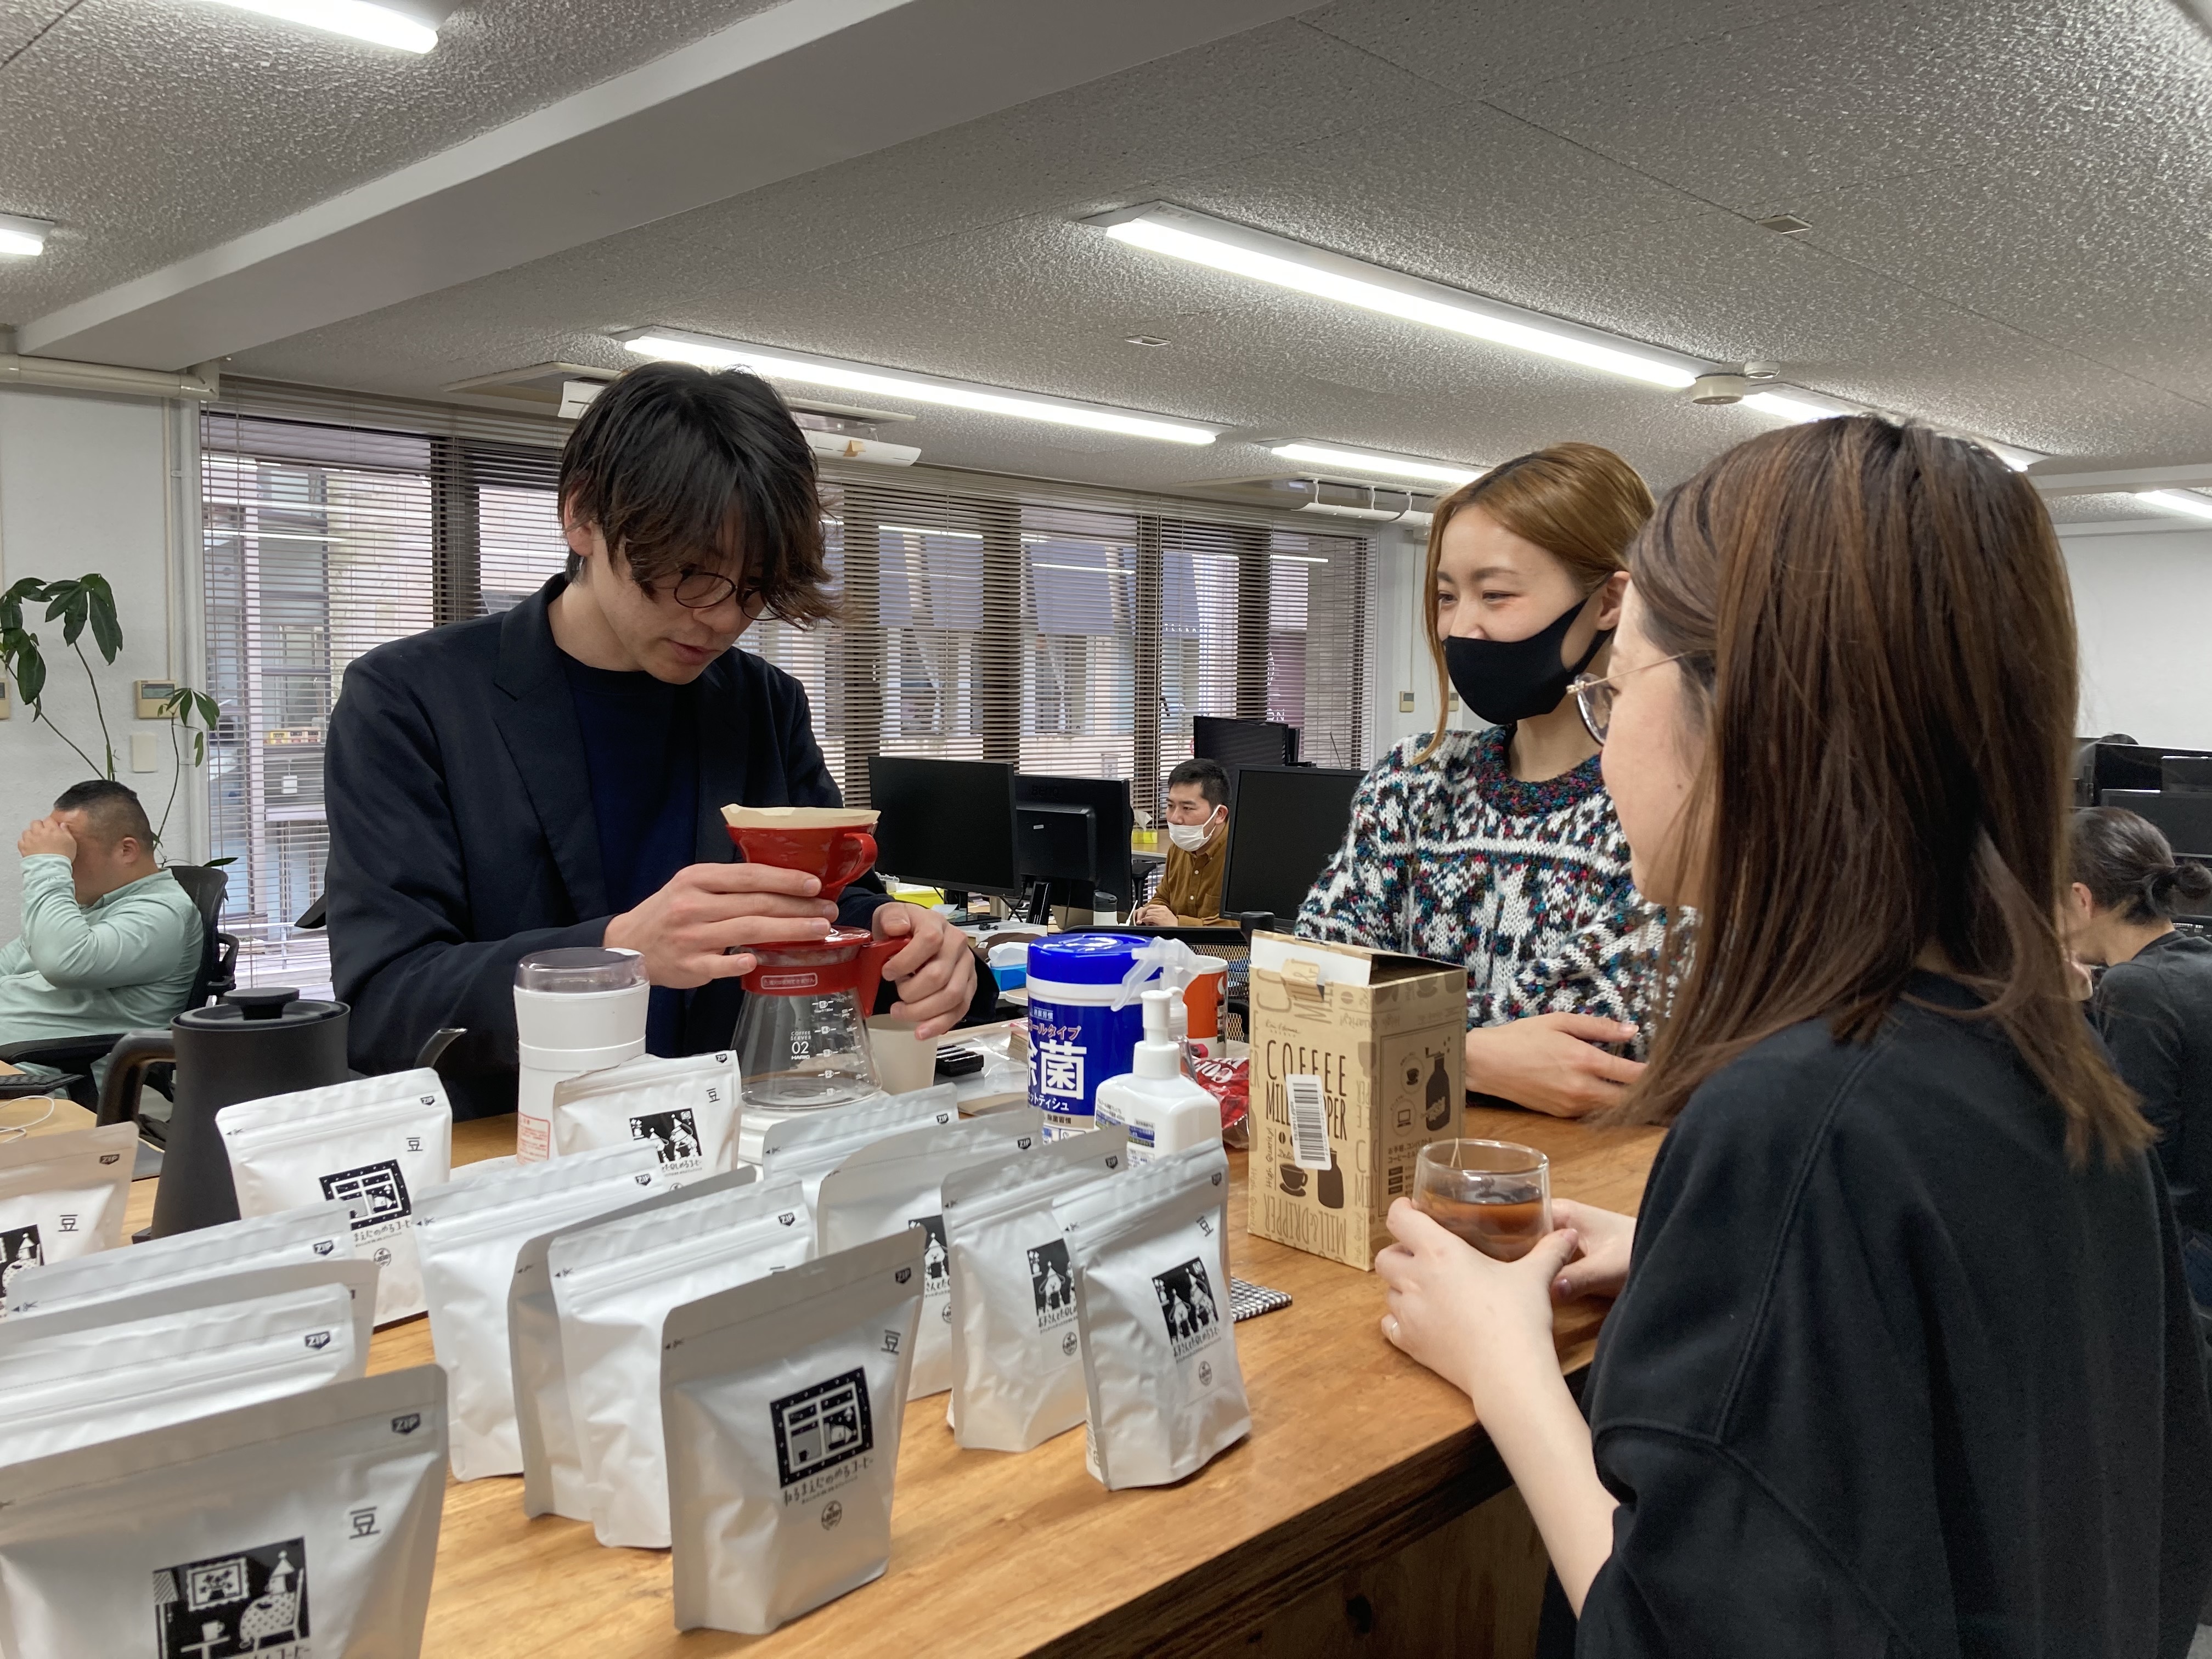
[512,946,648,1161]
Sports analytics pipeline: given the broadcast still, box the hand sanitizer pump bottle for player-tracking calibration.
[1093,988,1222,1165]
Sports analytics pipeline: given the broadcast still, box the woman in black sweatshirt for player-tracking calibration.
[2068,805,2212,1305]
[1374,416,2212,1655]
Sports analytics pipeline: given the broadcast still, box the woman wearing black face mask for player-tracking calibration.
[1299,443,1666,1118]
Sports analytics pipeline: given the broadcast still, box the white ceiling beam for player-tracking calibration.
[2027,460,2212,496]
[19,0,1310,370]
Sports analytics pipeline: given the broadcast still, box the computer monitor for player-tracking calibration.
[2102,789,2212,862]
[1014,802,1097,921]
[2163,757,2212,797]
[1220,765,1363,922]
[867,756,1019,899]
[1015,774,1135,910]
[1193,715,1298,771]
[2084,741,2212,804]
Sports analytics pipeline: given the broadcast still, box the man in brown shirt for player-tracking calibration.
[1133,758,1230,926]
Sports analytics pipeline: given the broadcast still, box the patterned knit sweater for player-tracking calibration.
[1296,726,1668,1052]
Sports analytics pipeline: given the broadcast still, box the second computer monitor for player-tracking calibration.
[1193,715,1298,771]
[1014,774,1134,910]
[1220,764,1363,922]
[867,755,1020,898]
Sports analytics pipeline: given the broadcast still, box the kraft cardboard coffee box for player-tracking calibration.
[1245,933,1466,1271]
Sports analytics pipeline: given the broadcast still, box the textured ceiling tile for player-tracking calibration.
[222,0,2212,496]
[1488,0,2212,214]
[0,0,789,321]
[1297,0,1842,97]
[0,0,71,63]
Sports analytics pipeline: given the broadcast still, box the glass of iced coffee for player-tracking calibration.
[1412,1139,1551,1261]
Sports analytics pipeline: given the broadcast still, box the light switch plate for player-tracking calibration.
[129,732,159,774]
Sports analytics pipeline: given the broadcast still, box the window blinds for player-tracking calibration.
[201,382,1370,992]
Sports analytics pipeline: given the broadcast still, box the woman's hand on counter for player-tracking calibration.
[1464,1014,1643,1118]
[1374,1198,1581,1400]
[1548,1200,1636,1302]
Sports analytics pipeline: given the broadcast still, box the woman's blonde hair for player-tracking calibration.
[1417,442,1654,761]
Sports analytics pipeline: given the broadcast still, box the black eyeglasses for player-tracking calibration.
[648,568,761,612]
[1566,654,1684,746]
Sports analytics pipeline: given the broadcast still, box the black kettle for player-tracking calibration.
[100,987,351,1238]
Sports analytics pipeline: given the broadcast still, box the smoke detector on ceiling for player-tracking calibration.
[1691,374,1751,405]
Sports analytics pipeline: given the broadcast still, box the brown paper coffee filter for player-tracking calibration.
[720,805,881,830]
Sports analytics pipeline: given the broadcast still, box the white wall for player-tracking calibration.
[2061,524,2212,749]
[1367,521,1448,764]
[0,385,204,939]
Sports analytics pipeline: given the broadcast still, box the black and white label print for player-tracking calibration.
[155,1537,308,1658]
[628,1108,701,1168]
[0,1223,41,1295]
[1027,1238,1076,1333]
[771,1368,876,1504]
[1153,1258,1222,1363]
[908,1215,949,1298]
[319,1160,411,1235]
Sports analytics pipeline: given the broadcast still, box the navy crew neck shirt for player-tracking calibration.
[559,653,697,1056]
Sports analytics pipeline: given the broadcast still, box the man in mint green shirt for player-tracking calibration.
[1,781,201,1043]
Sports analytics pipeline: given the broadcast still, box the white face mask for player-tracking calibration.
[1165,809,1221,853]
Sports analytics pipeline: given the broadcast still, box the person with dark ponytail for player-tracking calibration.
[2068,805,2212,1302]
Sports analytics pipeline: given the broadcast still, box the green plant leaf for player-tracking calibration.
[193,731,206,765]
[83,576,121,663]
[47,582,87,647]
[195,691,219,729]
[11,645,44,706]
[159,687,190,717]
[206,855,236,867]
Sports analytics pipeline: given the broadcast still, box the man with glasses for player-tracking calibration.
[324,362,987,1118]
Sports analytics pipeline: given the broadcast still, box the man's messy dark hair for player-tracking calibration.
[558,361,838,625]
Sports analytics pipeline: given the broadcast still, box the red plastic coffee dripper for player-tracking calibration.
[725,824,879,901]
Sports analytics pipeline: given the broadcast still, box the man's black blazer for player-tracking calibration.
[324,575,905,1119]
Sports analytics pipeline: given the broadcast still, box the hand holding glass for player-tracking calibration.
[1413,1139,1551,1261]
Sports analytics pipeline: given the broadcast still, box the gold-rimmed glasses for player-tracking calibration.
[1567,654,1685,746]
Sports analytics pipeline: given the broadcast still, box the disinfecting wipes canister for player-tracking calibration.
[1024,935,1158,1139]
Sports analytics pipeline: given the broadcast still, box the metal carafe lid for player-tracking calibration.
[174,986,346,1031]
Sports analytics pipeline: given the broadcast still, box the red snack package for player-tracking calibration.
[1189,1056,1249,1149]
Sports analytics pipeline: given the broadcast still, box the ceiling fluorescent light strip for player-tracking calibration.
[1741,389,2041,472]
[200,0,444,52]
[1090,205,1703,390]
[0,213,53,257]
[2139,490,2212,523]
[623,330,1219,447]
[1271,443,1480,488]
[1740,390,1847,425]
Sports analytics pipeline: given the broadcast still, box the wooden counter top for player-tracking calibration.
[120,1108,1663,1656]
